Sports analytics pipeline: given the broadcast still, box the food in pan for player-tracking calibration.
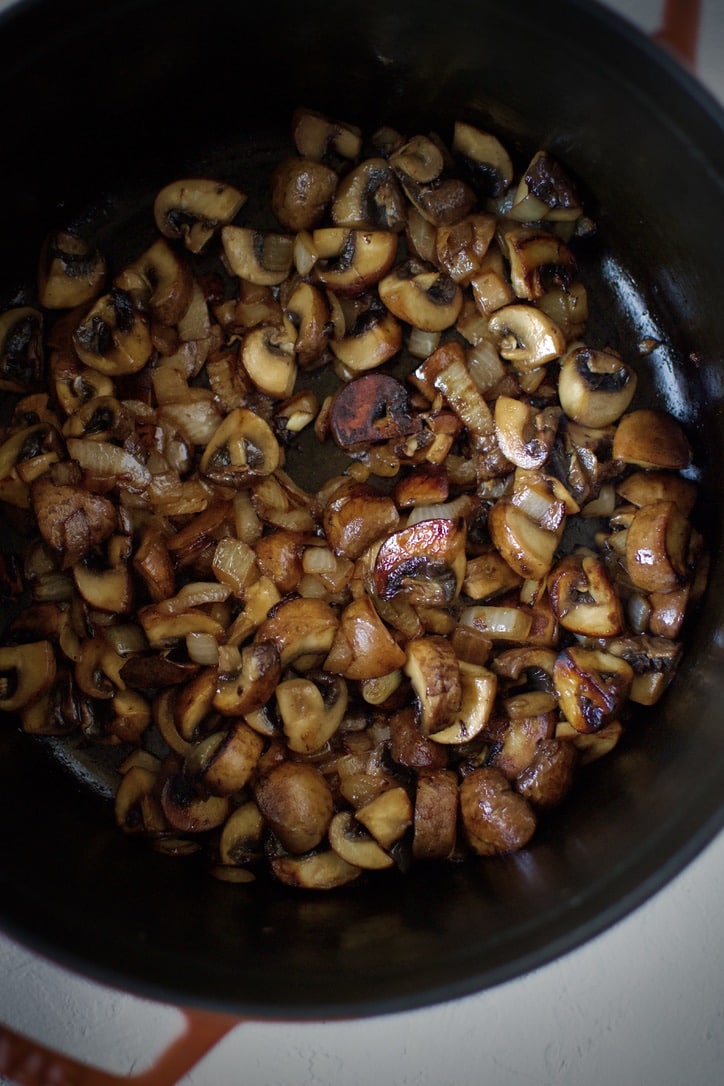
[0,108,707,889]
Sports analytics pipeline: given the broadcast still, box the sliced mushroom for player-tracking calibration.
[38,230,107,309]
[498,224,577,299]
[462,549,523,601]
[115,764,166,835]
[616,470,698,519]
[270,156,339,232]
[255,760,334,853]
[548,553,624,637]
[324,596,406,680]
[329,372,421,448]
[329,298,402,373]
[160,767,230,833]
[254,596,339,669]
[426,660,497,744]
[459,766,537,856]
[553,645,634,733]
[558,345,637,427]
[491,690,558,779]
[72,288,153,376]
[328,810,394,870]
[435,213,497,285]
[51,351,115,416]
[218,800,265,866]
[508,151,582,222]
[355,786,413,849]
[199,407,282,482]
[372,517,467,606]
[515,738,578,807]
[275,672,348,754]
[291,107,362,162]
[241,324,297,399]
[452,121,514,197]
[0,307,44,392]
[214,640,281,716]
[221,226,294,286]
[391,136,476,226]
[488,304,566,371]
[322,479,400,560]
[283,281,331,367]
[73,535,134,614]
[30,474,117,569]
[412,768,458,860]
[488,498,560,580]
[114,237,194,325]
[0,640,57,712]
[459,603,534,643]
[331,158,407,232]
[312,228,398,296]
[269,846,361,889]
[612,409,692,470]
[624,499,692,594]
[154,178,247,253]
[185,721,265,796]
[404,634,462,735]
[494,396,560,470]
[390,135,445,184]
[377,261,463,331]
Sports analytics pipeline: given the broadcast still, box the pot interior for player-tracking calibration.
[0,0,723,1017]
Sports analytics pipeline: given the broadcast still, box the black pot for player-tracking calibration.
[0,0,722,1020]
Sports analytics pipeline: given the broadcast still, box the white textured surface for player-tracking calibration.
[1,1,723,1083]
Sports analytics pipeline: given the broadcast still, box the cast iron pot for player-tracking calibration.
[0,0,722,1022]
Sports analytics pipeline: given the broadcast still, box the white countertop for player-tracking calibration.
[1,2,723,1084]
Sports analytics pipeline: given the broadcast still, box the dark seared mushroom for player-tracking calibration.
[391,135,476,226]
[412,768,458,860]
[425,659,497,745]
[553,645,634,733]
[270,156,339,232]
[498,224,577,300]
[30,473,118,569]
[38,230,107,309]
[548,552,624,637]
[72,288,153,376]
[558,345,637,427]
[328,373,421,448]
[221,226,294,286]
[459,766,537,856]
[509,150,583,222]
[515,738,578,808]
[62,395,135,443]
[186,721,265,796]
[372,517,467,606]
[331,158,407,231]
[605,634,683,706]
[378,261,463,331]
[154,178,247,253]
[0,307,44,392]
[51,351,114,416]
[452,120,514,197]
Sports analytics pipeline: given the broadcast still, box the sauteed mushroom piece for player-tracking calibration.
[160,768,230,833]
[435,213,497,285]
[499,224,577,299]
[73,288,153,376]
[328,811,394,870]
[488,498,560,580]
[324,596,406,680]
[425,660,497,744]
[291,107,362,162]
[548,552,623,637]
[616,470,697,518]
[460,767,537,856]
[38,230,106,309]
[254,596,339,669]
[241,324,297,399]
[412,768,458,860]
[255,760,334,854]
[372,517,467,606]
[283,281,331,367]
[624,499,692,594]
[73,534,134,614]
[332,158,407,231]
[214,640,282,716]
[312,228,398,296]
[30,474,117,569]
[115,763,166,835]
[355,786,413,849]
[0,307,44,392]
[404,634,462,735]
[488,303,566,371]
[378,261,463,330]
[494,396,560,470]
[558,345,637,427]
[186,721,264,796]
[276,671,348,754]
[329,298,402,374]
[508,150,583,223]
[114,237,193,326]
[200,407,282,482]
[269,847,361,890]
[270,156,339,232]
[0,640,56,712]
[322,479,399,560]
[222,227,294,286]
[553,645,634,733]
[515,738,578,808]
[329,373,421,448]
[391,136,476,226]
[452,121,514,197]
[154,178,246,253]
[612,408,691,469]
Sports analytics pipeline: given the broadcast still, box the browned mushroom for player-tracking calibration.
[378,261,463,331]
[625,499,692,594]
[154,178,247,253]
[275,671,348,754]
[30,474,118,569]
[558,345,637,427]
[323,596,406,680]
[404,634,462,735]
[0,307,44,393]
[553,645,634,733]
[185,721,265,796]
[72,289,153,376]
[459,767,537,856]
[328,373,421,449]
[372,517,467,606]
[312,228,398,296]
[270,157,339,232]
[254,760,334,854]
[38,230,107,310]
[331,158,407,232]
[612,409,691,470]
[412,768,459,860]
[222,226,294,286]
[0,640,57,713]
[548,552,624,637]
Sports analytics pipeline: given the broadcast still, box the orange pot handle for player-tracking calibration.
[0,1008,239,1086]
[653,0,701,67]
